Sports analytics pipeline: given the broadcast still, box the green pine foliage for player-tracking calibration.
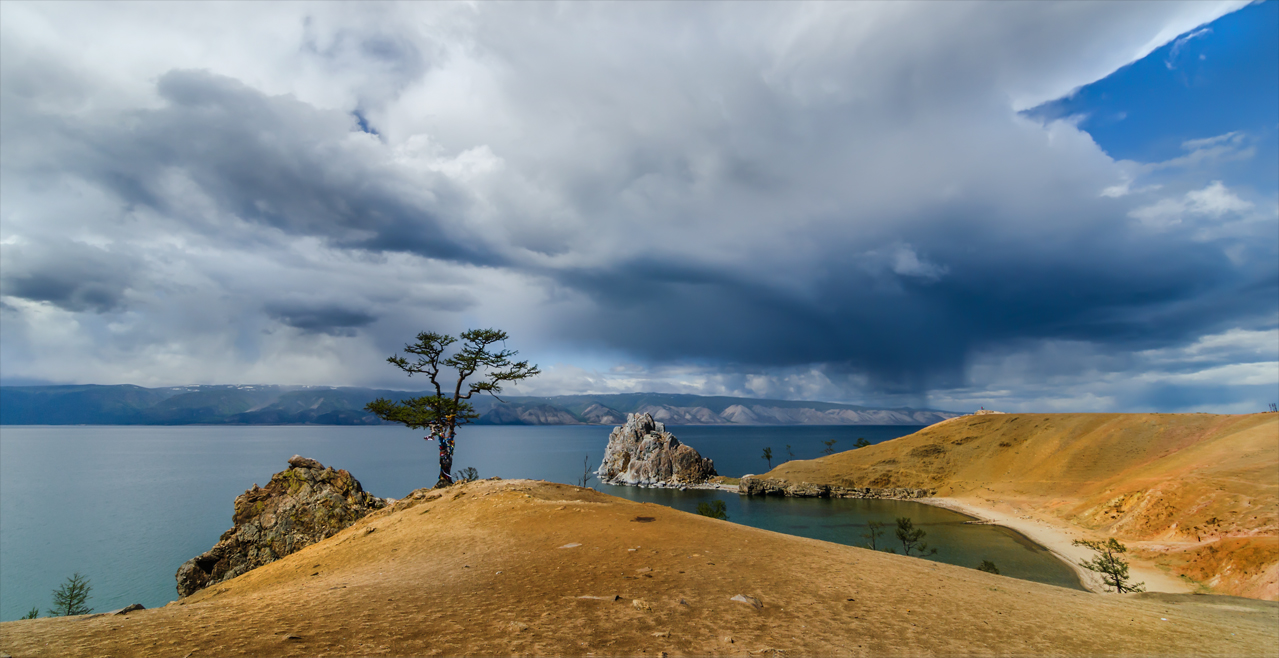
[1073,538,1146,593]
[365,329,539,487]
[49,573,92,617]
[895,517,938,557]
[696,500,729,520]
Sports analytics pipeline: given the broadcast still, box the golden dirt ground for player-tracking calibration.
[2,479,1276,657]
[762,413,1279,599]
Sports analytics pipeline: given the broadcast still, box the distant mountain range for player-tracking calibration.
[0,385,961,426]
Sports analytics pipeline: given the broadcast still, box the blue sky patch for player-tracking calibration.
[1026,1,1277,192]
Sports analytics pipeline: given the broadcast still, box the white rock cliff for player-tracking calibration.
[596,413,717,487]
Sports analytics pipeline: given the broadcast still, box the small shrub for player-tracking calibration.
[977,560,1000,574]
[895,517,938,557]
[577,455,595,488]
[49,573,92,617]
[908,444,947,458]
[22,607,38,619]
[456,467,479,483]
[696,500,728,520]
[863,520,886,551]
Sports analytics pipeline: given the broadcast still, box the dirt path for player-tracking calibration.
[2,480,1274,657]
[921,497,1194,595]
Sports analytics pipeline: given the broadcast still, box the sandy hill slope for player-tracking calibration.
[760,413,1278,599]
[2,478,1276,657]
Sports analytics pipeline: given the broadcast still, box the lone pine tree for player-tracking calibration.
[366,329,539,487]
[49,573,92,617]
[1073,538,1146,593]
[895,517,938,557]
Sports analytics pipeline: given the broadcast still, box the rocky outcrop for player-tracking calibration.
[739,475,933,499]
[597,413,717,487]
[175,455,386,597]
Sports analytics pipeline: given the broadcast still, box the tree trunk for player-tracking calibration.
[436,426,456,488]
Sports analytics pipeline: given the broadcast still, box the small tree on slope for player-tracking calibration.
[1073,538,1145,593]
[366,329,539,488]
[895,517,938,557]
[49,573,92,617]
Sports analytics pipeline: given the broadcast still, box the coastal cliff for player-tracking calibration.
[596,413,717,486]
[175,455,386,597]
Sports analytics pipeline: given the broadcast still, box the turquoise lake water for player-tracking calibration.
[0,424,1083,621]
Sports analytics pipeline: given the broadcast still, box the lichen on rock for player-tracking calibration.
[596,413,717,487]
[175,455,386,597]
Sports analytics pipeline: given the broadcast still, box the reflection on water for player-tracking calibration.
[0,423,1081,621]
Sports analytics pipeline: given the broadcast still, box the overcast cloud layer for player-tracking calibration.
[1,1,1274,413]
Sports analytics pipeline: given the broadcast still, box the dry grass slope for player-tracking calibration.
[2,478,1276,657]
[765,413,1278,599]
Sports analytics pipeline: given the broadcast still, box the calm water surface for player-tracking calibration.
[0,424,1081,620]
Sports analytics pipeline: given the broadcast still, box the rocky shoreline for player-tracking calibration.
[738,475,934,499]
[175,455,387,597]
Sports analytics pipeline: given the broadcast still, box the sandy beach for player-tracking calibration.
[922,496,1195,595]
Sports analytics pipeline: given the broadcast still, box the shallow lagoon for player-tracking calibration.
[0,424,1082,621]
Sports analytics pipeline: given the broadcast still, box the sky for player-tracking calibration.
[1,1,1275,413]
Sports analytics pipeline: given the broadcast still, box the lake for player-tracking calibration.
[0,424,1082,621]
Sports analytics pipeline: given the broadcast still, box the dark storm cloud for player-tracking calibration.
[0,240,137,313]
[551,199,1276,393]
[9,69,501,267]
[0,2,1268,410]
[265,302,376,337]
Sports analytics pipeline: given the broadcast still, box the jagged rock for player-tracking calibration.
[114,604,145,615]
[596,413,717,486]
[287,455,323,470]
[730,594,763,609]
[175,456,385,597]
[739,476,933,499]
